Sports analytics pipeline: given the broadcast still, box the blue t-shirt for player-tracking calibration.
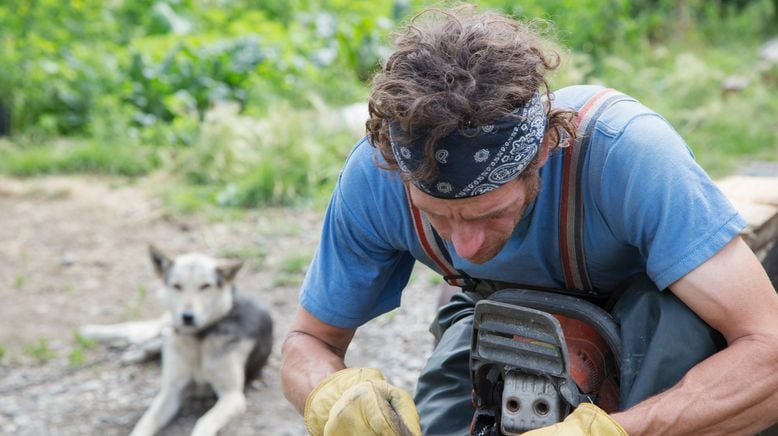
[300,85,746,328]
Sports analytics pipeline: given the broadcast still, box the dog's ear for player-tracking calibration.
[149,244,173,278]
[216,259,243,285]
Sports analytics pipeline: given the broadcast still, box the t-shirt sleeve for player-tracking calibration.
[595,113,746,290]
[299,142,416,328]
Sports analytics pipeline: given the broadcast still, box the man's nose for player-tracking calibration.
[450,222,486,261]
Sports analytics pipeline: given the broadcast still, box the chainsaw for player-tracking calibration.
[469,288,621,435]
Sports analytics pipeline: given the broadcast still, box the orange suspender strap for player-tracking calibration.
[559,88,633,291]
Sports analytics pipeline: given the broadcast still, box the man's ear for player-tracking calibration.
[216,259,244,285]
[149,245,173,278]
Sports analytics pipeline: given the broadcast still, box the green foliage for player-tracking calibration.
[551,42,778,178]
[164,184,215,214]
[0,139,158,177]
[478,0,633,55]
[475,0,776,53]
[630,0,777,46]
[272,251,313,287]
[12,274,24,289]
[0,0,775,207]
[218,245,268,267]
[68,332,97,368]
[125,35,267,127]
[67,348,86,367]
[74,332,97,350]
[271,273,304,287]
[0,0,385,139]
[24,338,55,363]
[280,252,312,274]
[171,102,356,207]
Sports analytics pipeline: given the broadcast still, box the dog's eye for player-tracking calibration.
[199,283,211,291]
[172,283,182,291]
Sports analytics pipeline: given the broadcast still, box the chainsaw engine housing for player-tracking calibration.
[469,289,621,435]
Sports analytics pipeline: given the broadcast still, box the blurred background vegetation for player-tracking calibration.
[0,0,776,210]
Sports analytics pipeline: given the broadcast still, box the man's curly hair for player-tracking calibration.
[366,5,577,183]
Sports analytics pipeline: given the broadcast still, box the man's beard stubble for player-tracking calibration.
[471,169,543,264]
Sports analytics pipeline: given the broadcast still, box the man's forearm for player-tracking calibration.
[612,333,778,435]
[281,331,347,414]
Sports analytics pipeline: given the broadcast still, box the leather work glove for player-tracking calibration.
[304,367,422,436]
[521,403,628,436]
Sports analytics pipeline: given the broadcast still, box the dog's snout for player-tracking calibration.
[181,312,195,326]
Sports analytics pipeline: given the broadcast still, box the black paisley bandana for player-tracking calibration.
[389,91,546,199]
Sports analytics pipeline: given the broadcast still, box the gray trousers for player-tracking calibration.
[413,275,725,435]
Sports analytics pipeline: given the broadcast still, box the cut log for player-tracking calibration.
[716,176,778,259]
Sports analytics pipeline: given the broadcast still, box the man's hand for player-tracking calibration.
[521,403,627,436]
[304,367,422,436]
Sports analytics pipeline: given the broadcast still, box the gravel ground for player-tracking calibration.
[0,175,438,435]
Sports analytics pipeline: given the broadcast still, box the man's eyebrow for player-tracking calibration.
[464,204,512,220]
[413,192,515,220]
[417,202,513,221]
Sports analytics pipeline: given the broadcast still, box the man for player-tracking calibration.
[281,5,778,435]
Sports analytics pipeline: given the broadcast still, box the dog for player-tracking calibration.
[83,246,273,436]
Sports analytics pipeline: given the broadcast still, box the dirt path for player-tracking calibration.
[0,176,437,435]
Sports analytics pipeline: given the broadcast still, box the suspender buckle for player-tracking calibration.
[444,275,477,290]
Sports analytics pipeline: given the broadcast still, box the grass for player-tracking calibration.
[427,273,444,286]
[272,251,314,287]
[74,332,97,350]
[552,41,778,178]
[218,246,268,263]
[67,348,86,367]
[217,245,268,270]
[144,101,361,214]
[162,183,216,214]
[67,332,97,368]
[24,338,55,364]
[271,274,304,287]
[0,138,159,177]
[257,212,307,237]
[279,252,312,275]
[175,102,358,208]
